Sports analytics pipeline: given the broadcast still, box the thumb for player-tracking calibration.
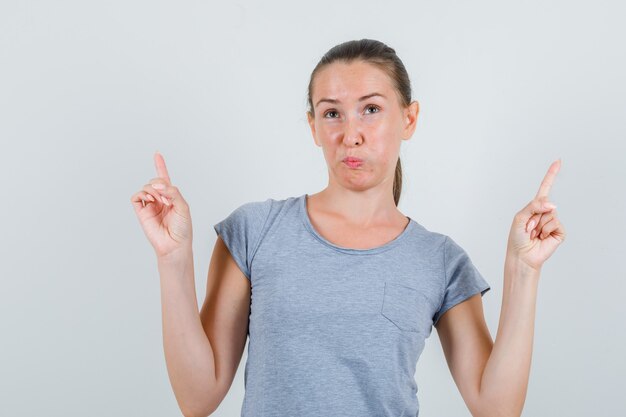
[153,183,188,212]
[518,196,557,223]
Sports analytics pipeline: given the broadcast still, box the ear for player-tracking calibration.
[307,111,320,147]
[401,100,419,140]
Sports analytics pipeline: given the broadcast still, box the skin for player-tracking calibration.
[306,60,567,417]
[306,60,419,245]
[132,60,566,417]
[132,155,251,416]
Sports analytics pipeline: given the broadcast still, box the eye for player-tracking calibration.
[365,104,380,114]
[323,109,339,119]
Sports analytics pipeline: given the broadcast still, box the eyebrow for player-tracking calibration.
[315,92,387,108]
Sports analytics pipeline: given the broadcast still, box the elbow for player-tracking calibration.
[474,403,523,417]
[475,412,519,417]
[180,399,219,417]
[181,405,214,417]
[177,382,222,417]
[180,407,203,417]
[475,388,526,417]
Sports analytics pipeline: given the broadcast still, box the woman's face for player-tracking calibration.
[307,60,419,193]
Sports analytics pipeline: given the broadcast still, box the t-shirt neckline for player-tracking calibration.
[298,193,415,255]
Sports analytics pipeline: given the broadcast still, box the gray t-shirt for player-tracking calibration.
[213,193,490,417]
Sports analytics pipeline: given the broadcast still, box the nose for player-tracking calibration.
[342,115,363,146]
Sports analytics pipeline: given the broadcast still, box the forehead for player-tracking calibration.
[313,60,394,100]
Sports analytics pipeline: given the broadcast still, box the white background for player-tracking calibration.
[1,0,624,416]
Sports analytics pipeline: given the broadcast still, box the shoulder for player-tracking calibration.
[230,197,274,223]
[406,220,449,255]
[410,221,473,254]
[404,220,479,273]
[214,194,301,237]
[213,196,293,280]
[236,192,302,215]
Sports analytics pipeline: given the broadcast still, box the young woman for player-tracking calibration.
[131,39,566,417]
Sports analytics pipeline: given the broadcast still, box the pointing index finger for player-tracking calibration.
[535,159,561,199]
[154,151,171,184]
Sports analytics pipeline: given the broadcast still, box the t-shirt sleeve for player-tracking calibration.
[432,235,491,326]
[213,199,272,281]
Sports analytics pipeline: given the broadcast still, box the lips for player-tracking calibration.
[343,157,363,168]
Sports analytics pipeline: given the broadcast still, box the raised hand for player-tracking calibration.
[506,159,567,272]
[130,151,193,259]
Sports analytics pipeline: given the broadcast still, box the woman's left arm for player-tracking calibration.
[437,159,567,417]
[475,254,541,417]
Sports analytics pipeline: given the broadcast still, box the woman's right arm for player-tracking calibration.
[158,248,217,417]
[131,152,250,417]
[159,238,251,417]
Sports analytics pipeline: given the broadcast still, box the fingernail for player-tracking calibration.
[152,183,165,190]
[544,202,556,209]
[527,220,536,232]
[161,196,169,205]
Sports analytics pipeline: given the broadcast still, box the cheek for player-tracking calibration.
[374,142,401,171]
[319,123,343,138]
[371,121,398,147]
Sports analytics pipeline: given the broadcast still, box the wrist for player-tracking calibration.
[157,245,193,266]
[505,253,541,279]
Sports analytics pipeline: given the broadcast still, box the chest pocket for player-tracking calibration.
[381,282,429,333]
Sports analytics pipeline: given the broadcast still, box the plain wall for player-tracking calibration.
[1,0,624,416]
